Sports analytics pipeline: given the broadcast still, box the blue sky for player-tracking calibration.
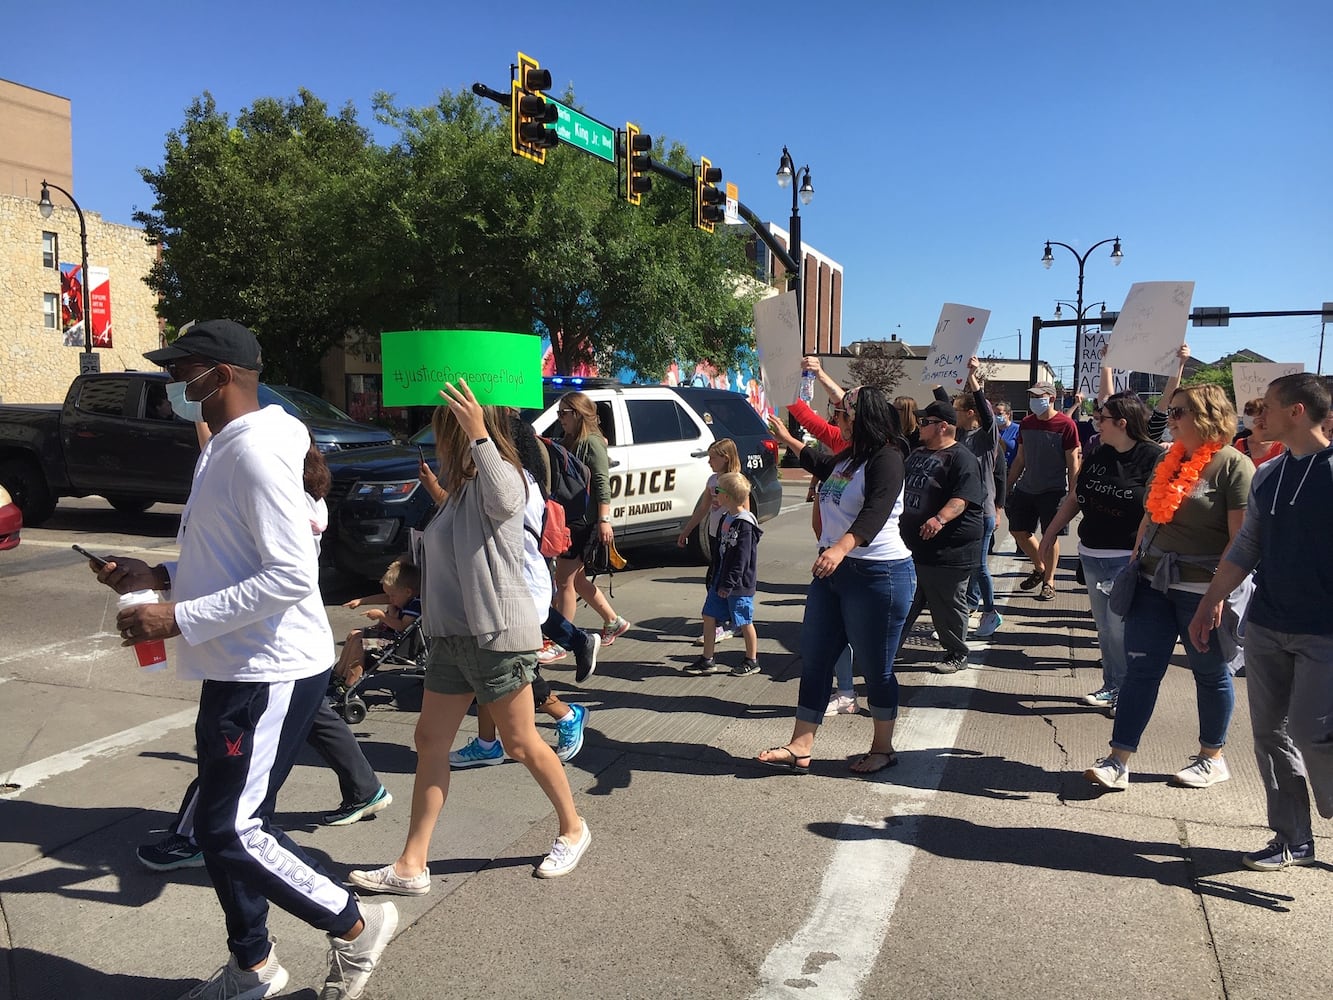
[5,1,1330,381]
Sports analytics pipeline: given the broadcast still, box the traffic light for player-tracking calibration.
[695,156,724,232]
[511,51,558,163]
[624,122,652,205]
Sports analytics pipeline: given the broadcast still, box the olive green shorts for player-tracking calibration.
[423,634,537,704]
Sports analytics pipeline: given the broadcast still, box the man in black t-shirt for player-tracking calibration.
[900,401,985,673]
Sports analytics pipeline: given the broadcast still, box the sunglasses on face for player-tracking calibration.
[1166,406,1191,420]
[828,404,850,418]
[557,409,576,417]
[919,418,945,427]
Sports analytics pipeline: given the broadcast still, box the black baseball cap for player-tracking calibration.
[144,319,264,372]
[915,400,958,425]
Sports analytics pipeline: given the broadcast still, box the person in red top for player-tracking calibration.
[1235,398,1285,467]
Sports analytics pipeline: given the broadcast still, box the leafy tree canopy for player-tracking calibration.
[136,87,760,389]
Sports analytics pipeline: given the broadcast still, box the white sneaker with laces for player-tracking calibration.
[347,863,431,896]
[823,693,860,716]
[1084,756,1129,790]
[535,819,592,878]
[181,947,288,1000]
[322,900,398,999]
[1172,754,1230,788]
[974,611,1003,638]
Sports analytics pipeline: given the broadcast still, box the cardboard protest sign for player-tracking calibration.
[1102,282,1194,376]
[753,291,803,409]
[1231,362,1305,412]
[380,330,543,408]
[1077,328,1130,397]
[920,303,990,388]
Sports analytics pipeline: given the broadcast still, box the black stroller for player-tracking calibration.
[329,617,429,725]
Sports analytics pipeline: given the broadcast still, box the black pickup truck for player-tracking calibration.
[0,371,394,525]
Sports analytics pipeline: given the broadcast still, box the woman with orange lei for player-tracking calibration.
[1084,384,1255,792]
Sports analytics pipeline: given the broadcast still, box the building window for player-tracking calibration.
[43,292,59,329]
[42,231,59,269]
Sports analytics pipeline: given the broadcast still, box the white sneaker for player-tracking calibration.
[974,611,1003,638]
[823,693,860,716]
[537,639,567,664]
[324,900,398,999]
[535,819,592,878]
[180,947,288,999]
[1172,754,1230,788]
[1084,756,1129,790]
[347,863,431,896]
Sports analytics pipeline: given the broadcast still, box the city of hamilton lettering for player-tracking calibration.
[609,467,677,519]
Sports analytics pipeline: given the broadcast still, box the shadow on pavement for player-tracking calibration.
[801,813,1299,912]
[7,948,194,1000]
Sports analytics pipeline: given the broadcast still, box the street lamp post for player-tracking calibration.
[775,146,814,346]
[1041,237,1122,392]
[38,180,97,369]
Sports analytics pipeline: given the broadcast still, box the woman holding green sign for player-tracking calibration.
[553,391,632,645]
[349,380,591,892]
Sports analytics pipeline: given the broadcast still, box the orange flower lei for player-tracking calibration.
[1144,441,1223,523]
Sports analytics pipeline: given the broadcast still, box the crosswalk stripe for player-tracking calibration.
[0,707,196,798]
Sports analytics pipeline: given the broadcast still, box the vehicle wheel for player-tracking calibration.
[0,458,55,526]
[107,495,155,514]
[342,697,368,726]
[692,522,712,565]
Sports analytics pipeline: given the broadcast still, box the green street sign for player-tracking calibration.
[547,99,615,163]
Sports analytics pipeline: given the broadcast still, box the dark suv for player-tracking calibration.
[326,378,781,579]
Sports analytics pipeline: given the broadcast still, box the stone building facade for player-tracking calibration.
[0,192,160,403]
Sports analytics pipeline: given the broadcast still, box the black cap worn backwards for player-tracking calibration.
[144,319,264,372]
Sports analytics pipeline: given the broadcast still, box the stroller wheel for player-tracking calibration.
[342,697,368,726]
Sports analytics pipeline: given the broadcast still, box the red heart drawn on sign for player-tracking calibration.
[955,378,964,385]
[966,317,975,324]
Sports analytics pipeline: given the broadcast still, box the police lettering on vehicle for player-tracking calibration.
[608,468,678,499]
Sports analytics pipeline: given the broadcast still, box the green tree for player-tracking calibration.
[848,342,906,395]
[1183,362,1235,401]
[139,86,763,389]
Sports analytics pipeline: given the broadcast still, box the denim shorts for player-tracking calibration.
[424,634,537,704]
[702,591,754,626]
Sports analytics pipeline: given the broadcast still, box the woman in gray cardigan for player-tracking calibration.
[350,380,591,889]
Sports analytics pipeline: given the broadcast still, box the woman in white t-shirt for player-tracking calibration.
[757,385,916,776]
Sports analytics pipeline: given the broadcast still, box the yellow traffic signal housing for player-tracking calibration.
[695,156,724,232]
[512,51,558,163]
[624,122,652,205]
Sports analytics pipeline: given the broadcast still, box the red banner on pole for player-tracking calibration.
[89,266,112,348]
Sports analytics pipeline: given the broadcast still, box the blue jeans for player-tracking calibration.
[967,514,997,612]
[1110,584,1234,753]
[797,557,915,724]
[832,645,855,694]
[1079,552,1132,693]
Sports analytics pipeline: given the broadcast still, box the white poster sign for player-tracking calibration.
[1232,362,1305,412]
[753,291,803,410]
[1077,328,1131,397]
[920,303,991,388]
[1102,281,1195,376]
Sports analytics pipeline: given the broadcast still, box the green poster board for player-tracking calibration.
[380,330,544,408]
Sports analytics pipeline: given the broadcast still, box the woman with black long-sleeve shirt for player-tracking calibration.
[757,386,916,775]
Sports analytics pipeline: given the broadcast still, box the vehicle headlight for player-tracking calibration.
[315,441,340,454]
[352,480,419,503]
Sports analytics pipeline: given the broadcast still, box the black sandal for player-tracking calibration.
[756,747,811,775]
[850,751,898,774]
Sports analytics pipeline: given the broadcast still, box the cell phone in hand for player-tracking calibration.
[417,445,426,464]
[71,544,110,568]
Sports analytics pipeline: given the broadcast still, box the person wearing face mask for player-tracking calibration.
[994,402,1020,467]
[87,319,398,999]
[1005,381,1081,601]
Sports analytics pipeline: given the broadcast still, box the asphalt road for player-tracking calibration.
[1,489,1330,1000]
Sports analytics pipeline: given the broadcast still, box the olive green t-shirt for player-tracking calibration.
[1142,445,1253,584]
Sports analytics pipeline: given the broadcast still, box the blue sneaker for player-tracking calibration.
[450,737,505,769]
[1242,838,1316,871]
[554,703,588,763]
[136,832,205,872]
[324,785,393,826]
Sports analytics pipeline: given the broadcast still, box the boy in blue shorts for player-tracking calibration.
[686,472,762,677]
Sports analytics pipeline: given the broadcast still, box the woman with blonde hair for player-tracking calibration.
[677,437,746,645]
[553,391,631,645]
[350,380,590,892]
[1084,383,1254,792]
[895,396,922,451]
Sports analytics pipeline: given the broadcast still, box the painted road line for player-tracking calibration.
[0,632,122,667]
[751,675,976,998]
[0,707,196,798]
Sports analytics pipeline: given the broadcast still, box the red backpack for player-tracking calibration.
[532,497,572,558]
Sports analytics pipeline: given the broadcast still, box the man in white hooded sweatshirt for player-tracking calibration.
[93,320,395,1000]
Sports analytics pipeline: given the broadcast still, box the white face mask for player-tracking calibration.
[1029,396,1051,416]
[166,367,218,423]
[1242,415,1256,430]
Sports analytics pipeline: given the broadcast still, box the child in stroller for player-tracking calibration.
[334,558,422,694]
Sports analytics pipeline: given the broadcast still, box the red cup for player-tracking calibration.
[134,638,168,672]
